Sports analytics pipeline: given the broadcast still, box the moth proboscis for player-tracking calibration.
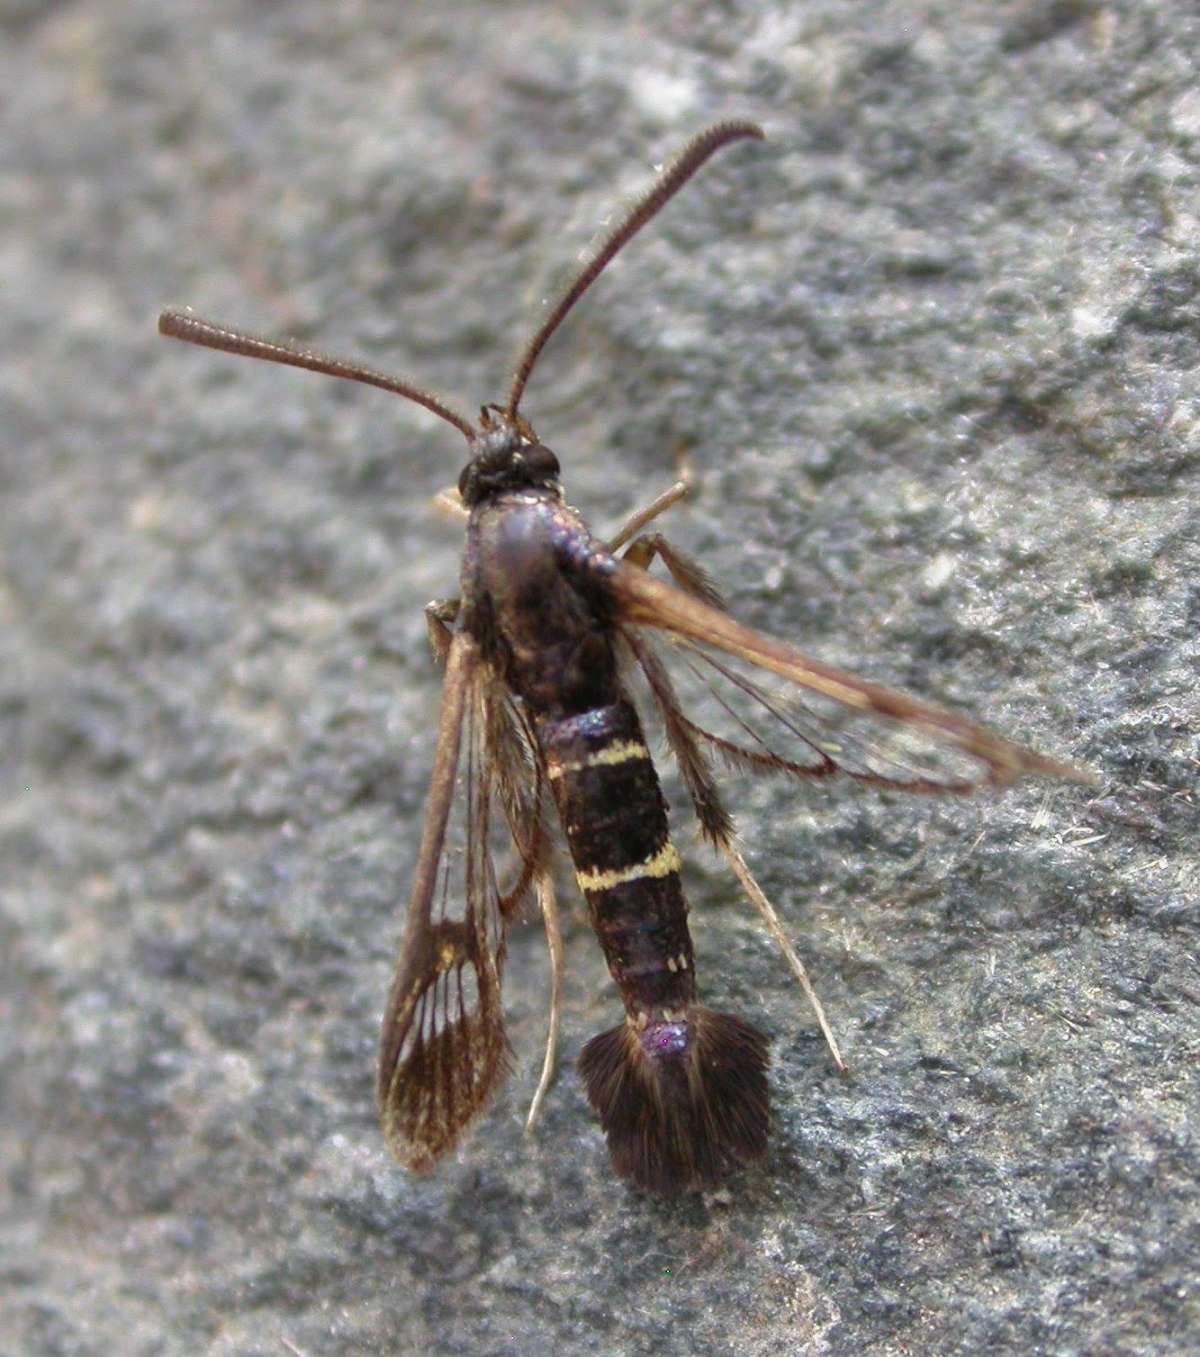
[160,121,1094,1196]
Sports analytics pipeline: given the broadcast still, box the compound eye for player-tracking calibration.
[524,443,560,479]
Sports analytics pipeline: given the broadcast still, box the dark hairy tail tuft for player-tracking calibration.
[579,1007,769,1195]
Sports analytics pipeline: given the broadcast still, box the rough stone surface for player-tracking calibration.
[3,3,1196,1354]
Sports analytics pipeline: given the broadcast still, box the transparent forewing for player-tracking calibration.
[648,633,991,793]
[483,680,548,918]
[611,557,1088,792]
[377,638,545,1173]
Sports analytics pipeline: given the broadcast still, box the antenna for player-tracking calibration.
[504,120,764,419]
[157,308,477,441]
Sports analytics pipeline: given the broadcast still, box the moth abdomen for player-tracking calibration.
[540,698,770,1193]
[541,700,695,1004]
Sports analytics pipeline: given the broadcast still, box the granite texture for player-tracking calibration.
[2,2,1196,1354]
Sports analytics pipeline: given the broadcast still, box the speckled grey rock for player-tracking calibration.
[3,3,1196,1355]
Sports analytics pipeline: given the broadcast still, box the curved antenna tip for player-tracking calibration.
[505,121,766,419]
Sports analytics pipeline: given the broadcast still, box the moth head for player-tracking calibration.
[458,407,561,507]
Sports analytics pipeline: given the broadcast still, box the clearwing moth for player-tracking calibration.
[160,121,1093,1195]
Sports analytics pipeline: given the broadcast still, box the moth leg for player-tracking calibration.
[621,532,726,611]
[606,441,695,550]
[626,631,734,845]
[607,479,691,553]
[432,485,469,523]
[425,598,460,665]
[525,868,563,1132]
[720,842,847,1072]
[628,630,845,1070]
[606,451,727,607]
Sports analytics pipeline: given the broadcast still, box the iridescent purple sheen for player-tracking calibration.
[642,1022,690,1057]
